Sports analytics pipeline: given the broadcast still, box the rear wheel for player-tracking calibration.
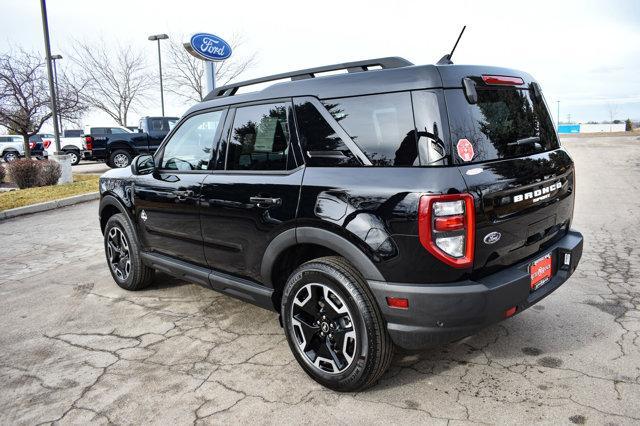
[108,150,132,168]
[104,213,154,290]
[65,150,80,165]
[281,256,394,391]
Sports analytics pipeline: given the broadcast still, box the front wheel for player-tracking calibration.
[108,150,132,168]
[281,256,394,391]
[3,151,19,162]
[103,213,154,290]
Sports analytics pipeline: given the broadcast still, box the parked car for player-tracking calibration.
[1,135,48,162]
[84,117,178,168]
[98,57,583,391]
[40,130,86,165]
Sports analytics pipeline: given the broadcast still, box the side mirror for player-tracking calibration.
[131,154,155,175]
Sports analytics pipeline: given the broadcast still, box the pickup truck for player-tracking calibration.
[83,117,178,168]
[1,135,48,162]
[39,130,85,165]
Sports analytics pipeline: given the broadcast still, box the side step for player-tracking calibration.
[140,252,275,311]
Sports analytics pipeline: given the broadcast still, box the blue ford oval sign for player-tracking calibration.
[189,33,232,61]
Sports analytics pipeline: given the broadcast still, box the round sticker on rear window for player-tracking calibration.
[456,138,475,162]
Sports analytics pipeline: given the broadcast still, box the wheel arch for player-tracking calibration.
[99,194,134,234]
[262,226,385,309]
[61,144,80,152]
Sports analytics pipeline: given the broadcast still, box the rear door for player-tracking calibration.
[200,100,303,283]
[445,78,575,275]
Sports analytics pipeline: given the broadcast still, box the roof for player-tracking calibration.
[185,58,537,116]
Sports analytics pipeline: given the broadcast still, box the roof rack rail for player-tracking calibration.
[204,56,413,100]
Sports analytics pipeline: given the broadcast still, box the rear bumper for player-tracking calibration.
[369,230,583,350]
[82,150,93,160]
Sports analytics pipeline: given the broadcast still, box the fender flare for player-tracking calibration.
[99,194,133,232]
[260,226,385,287]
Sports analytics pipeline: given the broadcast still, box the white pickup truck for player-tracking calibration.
[40,130,86,165]
[0,135,49,162]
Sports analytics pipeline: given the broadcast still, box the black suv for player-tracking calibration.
[98,57,583,391]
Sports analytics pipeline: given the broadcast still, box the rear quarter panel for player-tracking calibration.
[298,167,471,283]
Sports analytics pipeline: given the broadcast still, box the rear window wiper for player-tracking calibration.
[508,136,541,149]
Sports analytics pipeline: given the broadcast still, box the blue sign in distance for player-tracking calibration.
[189,33,232,61]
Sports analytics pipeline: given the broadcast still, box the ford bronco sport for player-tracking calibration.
[98,57,583,391]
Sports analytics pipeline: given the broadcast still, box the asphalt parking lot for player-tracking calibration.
[1,136,639,425]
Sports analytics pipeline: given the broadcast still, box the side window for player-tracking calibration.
[149,118,164,132]
[110,127,127,134]
[294,99,359,167]
[160,110,223,171]
[322,92,416,166]
[226,102,290,171]
[139,120,147,133]
[412,90,448,166]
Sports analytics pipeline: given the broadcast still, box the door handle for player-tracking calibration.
[176,189,194,201]
[250,196,282,208]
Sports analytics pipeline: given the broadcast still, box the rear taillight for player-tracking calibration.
[29,141,35,149]
[481,75,524,86]
[84,136,93,150]
[43,140,51,149]
[418,193,475,268]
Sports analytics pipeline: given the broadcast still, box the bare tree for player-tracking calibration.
[70,40,154,126]
[165,34,257,103]
[0,48,86,158]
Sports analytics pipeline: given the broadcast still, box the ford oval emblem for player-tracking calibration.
[189,33,232,61]
[483,231,501,245]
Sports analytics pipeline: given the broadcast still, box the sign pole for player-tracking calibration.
[205,61,216,93]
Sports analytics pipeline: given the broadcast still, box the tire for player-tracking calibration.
[103,213,154,291]
[108,150,132,168]
[281,256,394,391]
[65,150,80,165]
[3,151,19,162]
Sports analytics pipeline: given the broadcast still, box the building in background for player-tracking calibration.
[558,123,626,134]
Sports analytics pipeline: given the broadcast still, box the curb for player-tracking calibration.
[0,192,99,221]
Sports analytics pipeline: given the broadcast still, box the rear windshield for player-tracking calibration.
[446,87,559,164]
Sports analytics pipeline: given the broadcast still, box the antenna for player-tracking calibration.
[437,26,466,65]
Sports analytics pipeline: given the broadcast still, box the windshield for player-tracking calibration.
[446,87,559,164]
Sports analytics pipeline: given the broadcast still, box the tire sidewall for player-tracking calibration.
[282,262,373,390]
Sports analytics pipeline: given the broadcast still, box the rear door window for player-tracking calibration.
[322,92,416,166]
[225,102,291,171]
[446,87,559,164]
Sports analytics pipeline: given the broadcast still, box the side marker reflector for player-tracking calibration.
[505,306,517,318]
[386,297,409,309]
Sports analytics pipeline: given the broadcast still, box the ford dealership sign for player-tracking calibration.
[189,33,232,61]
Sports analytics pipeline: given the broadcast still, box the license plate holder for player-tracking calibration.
[530,253,552,291]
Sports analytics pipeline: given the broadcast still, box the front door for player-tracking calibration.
[133,109,227,267]
[201,101,303,283]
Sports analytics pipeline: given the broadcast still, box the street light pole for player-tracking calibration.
[148,34,169,116]
[39,0,61,154]
[51,54,63,133]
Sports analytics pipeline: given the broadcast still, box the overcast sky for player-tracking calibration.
[1,0,639,129]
